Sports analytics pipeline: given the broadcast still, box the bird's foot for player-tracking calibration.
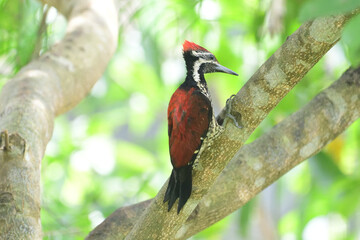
[223,94,243,129]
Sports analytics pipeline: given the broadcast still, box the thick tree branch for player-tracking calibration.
[181,67,360,238]
[123,11,358,240]
[87,66,360,239]
[0,0,118,238]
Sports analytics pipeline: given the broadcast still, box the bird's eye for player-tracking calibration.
[209,55,215,60]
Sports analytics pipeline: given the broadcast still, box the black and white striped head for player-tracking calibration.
[182,40,238,82]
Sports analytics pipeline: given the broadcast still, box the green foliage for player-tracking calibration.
[342,14,360,67]
[238,198,257,236]
[299,0,360,21]
[0,0,359,239]
[0,0,42,73]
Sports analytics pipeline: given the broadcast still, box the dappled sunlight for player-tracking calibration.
[91,77,108,98]
[196,0,221,21]
[161,58,184,85]
[88,210,105,229]
[129,92,149,113]
[70,136,116,175]
[303,214,347,240]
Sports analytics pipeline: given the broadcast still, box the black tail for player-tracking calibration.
[163,165,192,214]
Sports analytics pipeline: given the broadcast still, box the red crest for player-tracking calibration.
[183,40,209,52]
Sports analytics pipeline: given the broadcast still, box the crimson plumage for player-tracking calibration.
[182,40,209,52]
[168,86,212,168]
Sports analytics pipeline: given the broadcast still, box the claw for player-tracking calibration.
[224,94,243,129]
[226,94,236,105]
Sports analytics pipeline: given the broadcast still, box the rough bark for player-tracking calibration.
[123,11,359,240]
[87,67,360,239]
[182,67,360,238]
[0,0,118,238]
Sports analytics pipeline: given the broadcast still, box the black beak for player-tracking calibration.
[213,63,238,76]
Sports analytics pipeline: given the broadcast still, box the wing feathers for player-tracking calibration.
[165,86,212,213]
[168,88,212,168]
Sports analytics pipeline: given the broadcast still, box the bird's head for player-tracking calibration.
[182,40,238,76]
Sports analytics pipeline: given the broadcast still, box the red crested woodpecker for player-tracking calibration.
[164,40,238,213]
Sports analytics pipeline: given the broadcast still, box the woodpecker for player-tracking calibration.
[164,40,238,213]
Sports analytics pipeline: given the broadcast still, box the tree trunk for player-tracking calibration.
[0,0,118,238]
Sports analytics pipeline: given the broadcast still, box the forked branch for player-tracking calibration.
[89,9,360,240]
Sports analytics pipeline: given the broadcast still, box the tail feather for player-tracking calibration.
[163,169,176,203]
[163,165,192,213]
[177,166,192,213]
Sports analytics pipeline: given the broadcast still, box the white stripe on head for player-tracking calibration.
[192,58,207,83]
[192,58,211,98]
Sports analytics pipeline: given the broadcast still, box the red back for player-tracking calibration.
[167,86,212,168]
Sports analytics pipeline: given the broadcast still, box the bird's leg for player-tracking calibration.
[193,95,243,170]
[223,94,243,129]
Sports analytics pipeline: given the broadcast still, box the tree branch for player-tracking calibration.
[0,0,118,238]
[122,11,358,240]
[87,66,360,239]
[181,67,360,239]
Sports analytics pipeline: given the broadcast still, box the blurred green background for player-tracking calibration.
[0,0,360,239]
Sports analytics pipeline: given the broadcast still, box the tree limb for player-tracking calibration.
[122,11,358,240]
[182,67,360,239]
[0,0,118,238]
[87,66,360,239]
